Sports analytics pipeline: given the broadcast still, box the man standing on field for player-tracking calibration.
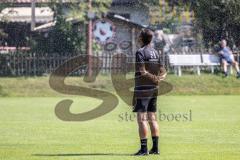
[133,29,167,156]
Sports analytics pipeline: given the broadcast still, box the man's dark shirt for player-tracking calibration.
[134,45,163,90]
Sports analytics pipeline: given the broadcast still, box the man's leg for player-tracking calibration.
[222,59,228,77]
[134,112,149,156]
[148,112,160,154]
[137,112,148,139]
[232,61,240,78]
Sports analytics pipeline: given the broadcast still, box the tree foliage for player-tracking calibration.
[140,0,194,28]
[0,3,12,41]
[155,0,240,48]
[67,0,112,23]
[33,0,112,54]
[32,15,86,54]
[193,0,240,48]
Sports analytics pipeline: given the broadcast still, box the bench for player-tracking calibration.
[169,54,233,76]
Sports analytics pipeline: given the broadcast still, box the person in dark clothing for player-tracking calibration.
[133,29,167,156]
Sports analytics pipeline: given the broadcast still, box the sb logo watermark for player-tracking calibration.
[49,54,173,121]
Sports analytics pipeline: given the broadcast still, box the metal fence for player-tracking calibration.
[0,49,239,76]
[0,52,135,76]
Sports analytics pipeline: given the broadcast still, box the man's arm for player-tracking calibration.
[136,50,166,83]
[228,47,233,55]
[138,64,166,84]
[158,66,167,80]
[218,51,224,55]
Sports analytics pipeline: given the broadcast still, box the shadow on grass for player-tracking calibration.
[32,153,132,157]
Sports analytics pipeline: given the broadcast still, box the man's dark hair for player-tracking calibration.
[140,29,153,46]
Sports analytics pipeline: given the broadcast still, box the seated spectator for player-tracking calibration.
[218,39,240,78]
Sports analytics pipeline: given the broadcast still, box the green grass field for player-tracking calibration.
[0,75,240,160]
[1,74,240,97]
[1,96,240,160]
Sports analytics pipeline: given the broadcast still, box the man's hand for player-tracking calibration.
[144,72,167,84]
[157,72,167,82]
[139,64,167,84]
[157,67,167,82]
[219,51,224,55]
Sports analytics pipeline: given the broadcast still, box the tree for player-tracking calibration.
[140,0,194,29]
[67,0,112,23]
[32,1,84,54]
[0,2,12,45]
[166,0,195,10]
[33,0,112,54]
[66,0,112,53]
[193,0,240,48]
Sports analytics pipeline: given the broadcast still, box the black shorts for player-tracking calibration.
[133,97,157,113]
